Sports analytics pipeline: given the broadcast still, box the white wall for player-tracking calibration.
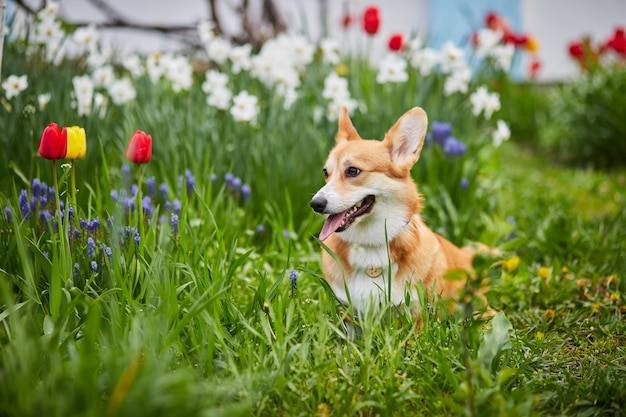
[523,0,626,82]
[14,0,626,82]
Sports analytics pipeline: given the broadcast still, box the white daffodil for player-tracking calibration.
[207,86,232,110]
[73,24,100,55]
[86,44,112,69]
[475,28,503,58]
[492,120,511,147]
[230,90,259,123]
[490,43,515,72]
[197,20,215,45]
[41,1,60,19]
[410,47,440,76]
[2,74,28,99]
[229,44,252,74]
[206,37,232,65]
[439,41,466,74]
[288,34,315,69]
[34,16,63,43]
[92,65,115,88]
[202,70,229,93]
[443,65,471,96]
[107,78,137,105]
[165,56,193,92]
[38,93,52,110]
[326,96,359,121]
[470,86,501,119]
[94,92,108,118]
[322,73,349,100]
[146,52,166,83]
[319,38,341,65]
[121,54,145,78]
[376,53,408,84]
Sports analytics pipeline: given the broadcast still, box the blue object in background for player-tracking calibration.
[427,0,523,78]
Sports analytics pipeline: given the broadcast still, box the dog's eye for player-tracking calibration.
[322,168,328,178]
[345,166,361,177]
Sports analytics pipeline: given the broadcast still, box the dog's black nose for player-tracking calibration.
[310,196,327,213]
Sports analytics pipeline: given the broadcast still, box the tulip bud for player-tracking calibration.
[38,123,67,160]
[388,33,404,51]
[126,130,152,164]
[65,126,87,159]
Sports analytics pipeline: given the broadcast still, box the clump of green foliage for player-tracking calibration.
[541,65,626,168]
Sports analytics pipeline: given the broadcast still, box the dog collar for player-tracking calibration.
[365,266,383,278]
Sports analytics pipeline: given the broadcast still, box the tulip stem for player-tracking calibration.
[51,159,69,318]
[52,161,62,232]
[70,160,77,211]
[136,164,142,228]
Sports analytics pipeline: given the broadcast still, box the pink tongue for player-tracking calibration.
[319,212,346,241]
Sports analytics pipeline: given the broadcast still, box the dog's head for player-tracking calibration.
[310,107,428,243]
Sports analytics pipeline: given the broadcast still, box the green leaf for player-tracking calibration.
[444,268,469,281]
[477,312,513,373]
[43,315,55,336]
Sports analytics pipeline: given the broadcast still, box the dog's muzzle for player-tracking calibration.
[310,196,327,213]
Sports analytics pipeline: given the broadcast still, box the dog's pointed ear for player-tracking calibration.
[335,106,361,143]
[384,107,428,168]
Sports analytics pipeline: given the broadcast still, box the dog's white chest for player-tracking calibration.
[330,244,416,312]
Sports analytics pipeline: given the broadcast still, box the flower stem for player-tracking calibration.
[70,159,77,211]
[52,161,62,233]
[136,163,142,227]
[51,159,69,319]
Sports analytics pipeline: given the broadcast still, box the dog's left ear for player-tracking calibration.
[384,107,428,168]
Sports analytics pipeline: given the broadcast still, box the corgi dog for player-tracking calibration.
[310,107,481,315]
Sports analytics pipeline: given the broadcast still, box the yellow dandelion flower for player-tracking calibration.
[335,63,349,77]
[576,279,590,289]
[591,303,601,312]
[317,403,330,417]
[561,266,569,274]
[538,266,550,279]
[606,275,617,286]
[535,331,544,340]
[543,309,555,318]
[503,256,520,271]
[609,292,620,302]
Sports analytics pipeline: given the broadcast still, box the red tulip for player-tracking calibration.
[485,11,511,35]
[126,130,152,164]
[388,32,404,51]
[568,41,585,60]
[529,58,541,79]
[341,13,354,28]
[362,5,381,36]
[485,12,499,30]
[607,27,626,56]
[512,33,529,48]
[38,123,67,160]
[502,32,517,45]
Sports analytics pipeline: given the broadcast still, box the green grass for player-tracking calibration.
[2,26,626,417]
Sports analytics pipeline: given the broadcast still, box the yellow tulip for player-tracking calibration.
[65,126,86,159]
